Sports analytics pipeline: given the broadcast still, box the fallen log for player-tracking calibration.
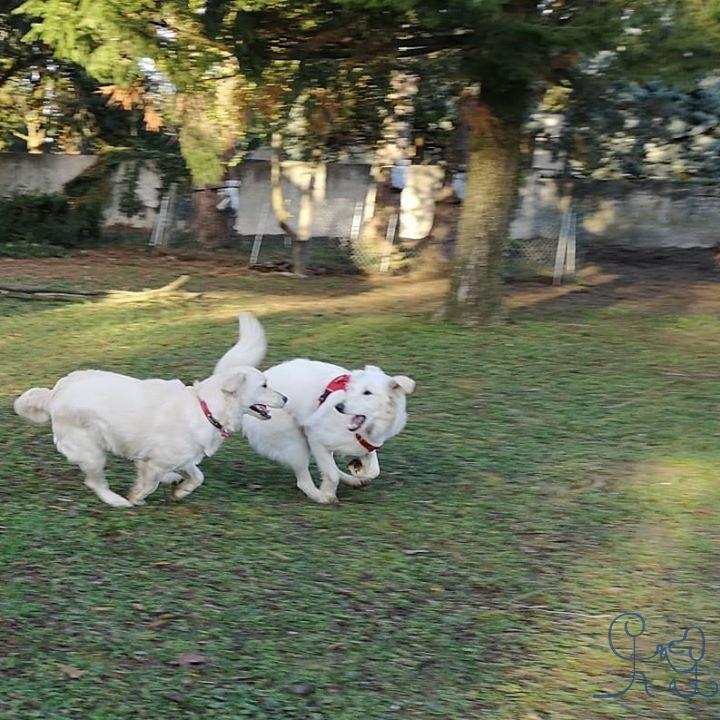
[0,275,200,303]
[102,275,200,303]
[0,288,98,301]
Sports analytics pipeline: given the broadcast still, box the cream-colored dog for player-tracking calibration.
[14,314,284,508]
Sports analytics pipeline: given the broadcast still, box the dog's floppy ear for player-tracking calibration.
[390,375,415,395]
[221,370,246,394]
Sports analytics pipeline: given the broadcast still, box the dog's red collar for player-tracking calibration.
[199,398,230,438]
[354,434,380,453]
[318,374,381,453]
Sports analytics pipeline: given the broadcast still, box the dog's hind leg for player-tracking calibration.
[172,464,204,500]
[245,413,323,502]
[127,459,163,505]
[55,425,132,508]
[159,471,183,485]
[80,460,133,508]
[294,465,323,503]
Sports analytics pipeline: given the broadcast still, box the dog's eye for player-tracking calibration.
[363,390,372,396]
[262,383,267,388]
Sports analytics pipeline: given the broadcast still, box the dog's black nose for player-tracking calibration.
[335,402,345,413]
[281,394,288,406]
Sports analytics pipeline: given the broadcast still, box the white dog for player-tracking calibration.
[216,331,415,504]
[14,314,284,508]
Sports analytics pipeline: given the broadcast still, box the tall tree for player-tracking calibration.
[18,0,720,305]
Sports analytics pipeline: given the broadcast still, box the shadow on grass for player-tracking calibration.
[508,247,720,322]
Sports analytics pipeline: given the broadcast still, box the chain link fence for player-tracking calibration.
[151,180,403,273]
[505,208,582,282]
[152,174,582,279]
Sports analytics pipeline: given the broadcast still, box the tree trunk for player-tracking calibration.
[445,112,522,325]
[27,120,45,154]
[270,132,318,277]
[450,85,480,172]
[192,189,231,247]
[292,239,309,276]
[290,180,312,277]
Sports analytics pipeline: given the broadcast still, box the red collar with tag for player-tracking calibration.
[199,398,230,438]
[318,374,381,453]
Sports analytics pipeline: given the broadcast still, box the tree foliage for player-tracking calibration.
[1,2,168,152]
[16,0,719,173]
[565,75,720,180]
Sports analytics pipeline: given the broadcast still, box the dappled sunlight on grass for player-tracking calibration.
[200,276,448,317]
[501,454,720,719]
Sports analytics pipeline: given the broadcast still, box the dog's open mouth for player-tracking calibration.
[348,414,366,431]
[249,403,271,420]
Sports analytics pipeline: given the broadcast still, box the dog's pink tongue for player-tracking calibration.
[349,415,364,431]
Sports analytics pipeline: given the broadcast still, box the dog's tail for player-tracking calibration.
[14,387,52,425]
[214,312,268,374]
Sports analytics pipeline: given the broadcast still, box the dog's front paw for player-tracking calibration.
[341,475,372,488]
[317,492,340,505]
[172,484,197,500]
[107,495,134,508]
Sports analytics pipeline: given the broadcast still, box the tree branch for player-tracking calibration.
[247,22,475,62]
[270,131,299,242]
[0,276,199,303]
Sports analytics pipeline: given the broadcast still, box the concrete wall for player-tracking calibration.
[511,175,720,249]
[103,161,162,230]
[234,160,371,237]
[576,181,720,249]
[0,153,162,232]
[0,153,372,237]
[0,153,97,197]
[3,153,719,249]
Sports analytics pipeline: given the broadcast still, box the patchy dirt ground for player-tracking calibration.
[508,247,720,316]
[1,246,718,318]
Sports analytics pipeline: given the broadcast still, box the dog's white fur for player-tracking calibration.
[14,313,284,508]
[216,334,415,504]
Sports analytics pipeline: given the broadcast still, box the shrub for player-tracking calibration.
[0,192,101,247]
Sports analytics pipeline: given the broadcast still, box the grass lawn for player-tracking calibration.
[1,249,720,719]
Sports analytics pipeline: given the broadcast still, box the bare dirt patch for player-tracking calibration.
[508,246,720,316]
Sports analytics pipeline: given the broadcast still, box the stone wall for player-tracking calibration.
[511,175,720,249]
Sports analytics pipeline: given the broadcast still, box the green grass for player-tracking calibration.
[2,255,720,718]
